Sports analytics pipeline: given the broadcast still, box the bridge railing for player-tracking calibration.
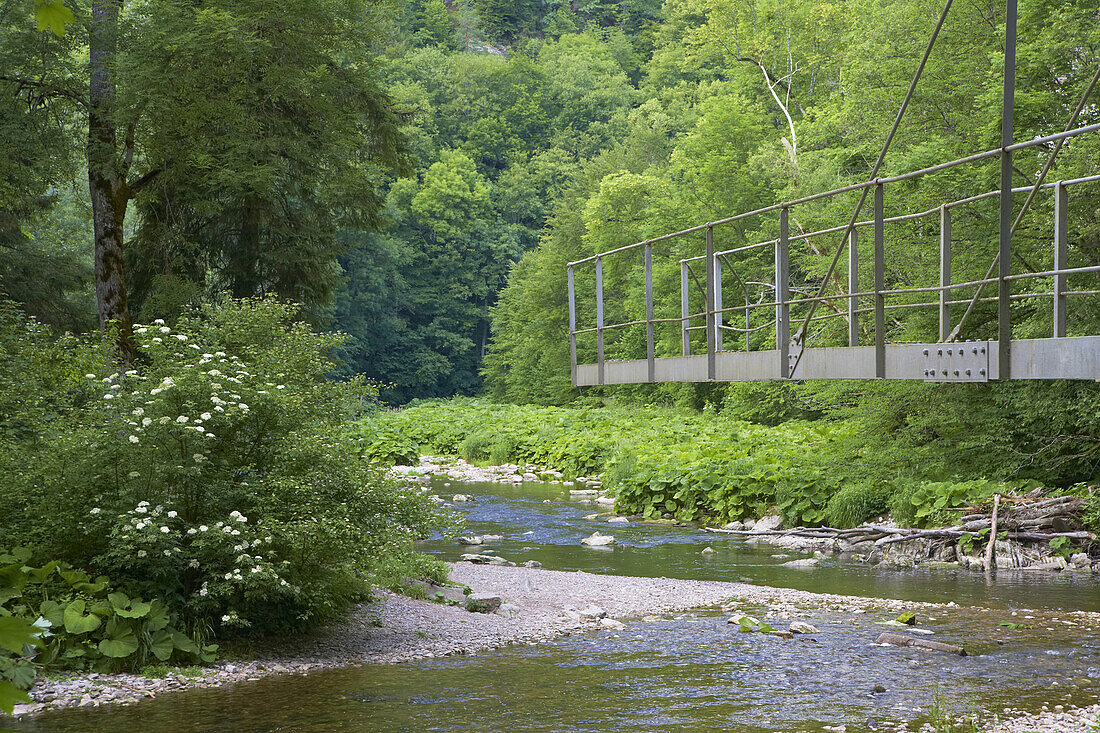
[566,122,1100,386]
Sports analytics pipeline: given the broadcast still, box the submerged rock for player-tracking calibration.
[701,547,715,555]
[782,557,819,568]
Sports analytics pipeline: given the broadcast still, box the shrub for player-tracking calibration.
[0,298,447,637]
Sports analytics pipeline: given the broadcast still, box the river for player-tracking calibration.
[13,477,1100,732]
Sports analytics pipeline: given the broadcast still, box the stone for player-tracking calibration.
[523,560,542,568]
[782,557,819,568]
[599,618,625,630]
[754,514,783,531]
[723,520,744,530]
[607,516,629,524]
[581,532,616,547]
[872,684,887,694]
[595,496,616,506]
[767,630,794,639]
[480,534,504,543]
[701,546,715,555]
[407,578,466,605]
[460,553,512,566]
[789,621,819,634]
[452,494,473,502]
[570,489,599,497]
[579,605,607,619]
[522,472,538,481]
[1070,552,1091,569]
[457,536,483,545]
[497,603,522,618]
[466,593,503,613]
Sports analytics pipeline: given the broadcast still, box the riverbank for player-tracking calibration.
[408,455,1098,575]
[9,563,1100,731]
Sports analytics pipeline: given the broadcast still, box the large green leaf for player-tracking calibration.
[33,0,76,37]
[0,616,37,653]
[98,625,139,658]
[63,600,101,634]
[148,629,174,661]
[0,680,31,715]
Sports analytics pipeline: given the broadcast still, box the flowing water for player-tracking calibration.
[11,478,1100,732]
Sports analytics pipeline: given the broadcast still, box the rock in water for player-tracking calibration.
[789,621,819,634]
[582,532,616,547]
[459,553,512,566]
[701,546,716,555]
[782,557,819,568]
[457,536,483,545]
[599,618,625,630]
[523,560,542,568]
[452,494,473,502]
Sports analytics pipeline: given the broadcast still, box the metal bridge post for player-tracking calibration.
[595,256,604,385]
[848,229,859,347]
[706,226,716,380]
[680,260,690,356]
[874,183,886,378]
[776,208,790,378]
[1054,182,1068,338]
[645,244,655,381]
[998,0,1017,378]
[567,265,577,386]
[714,247,723,355]
[939,205,952,342]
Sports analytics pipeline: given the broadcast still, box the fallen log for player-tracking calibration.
[875,632,966,656]
[875,529,1093,546]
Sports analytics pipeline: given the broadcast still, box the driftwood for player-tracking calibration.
[705,495,1094,551]
[984,493,1000,570]
[876,632,967,656]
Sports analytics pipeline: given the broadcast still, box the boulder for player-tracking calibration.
[723,520,744,530]
[595,496,616,506]
[607,516,629,524]
[581,532,616,547]
[781,557,819,568]
[522,472,538,481]
[599,618,625,630]
[570,489,599,497]
[579,605,607,619]
[480,534,504,543]
[452,494,473,502]
[457,536,483,545]
[701,546,716,555]
[460,553,512,566]
[789,621,819,634]
[523,560,542,568]
[466,593,503,613]
[754,514,783,532]
[1070,552,1091,569]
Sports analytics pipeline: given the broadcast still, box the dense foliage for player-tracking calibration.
[357,398,1094,531]
[0,299,446,702]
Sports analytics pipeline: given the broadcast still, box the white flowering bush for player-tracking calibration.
[2,298,447,636]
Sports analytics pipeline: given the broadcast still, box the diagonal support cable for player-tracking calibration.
[787,0,955,378]
[947,61,1100,342]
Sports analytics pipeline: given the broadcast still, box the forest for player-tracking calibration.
[2,0,1099,719]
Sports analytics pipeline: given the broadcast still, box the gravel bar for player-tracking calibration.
[9,564,1100,732]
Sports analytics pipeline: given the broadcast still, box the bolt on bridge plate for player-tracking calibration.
[922,341,991,383]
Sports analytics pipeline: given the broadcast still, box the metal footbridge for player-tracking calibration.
[567,0,1100,386]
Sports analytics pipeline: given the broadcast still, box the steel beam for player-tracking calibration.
[645,244,655,381]
[681,261,690,356]
[848,229,859,347]
[595,256,604,385]
[776,208,790,377]
[1054,182,1068,338]
[939,205,952,341]
[706,226,716,380]
[567,265,577,385]
[874,184,886,378]
[998,0,1017,378]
